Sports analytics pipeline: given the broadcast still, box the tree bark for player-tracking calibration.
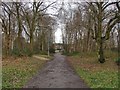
[16,3,23,53]
[30,31,33,53]
[98,39,105,63]
[118,25,120,57]
[5,14,11,56]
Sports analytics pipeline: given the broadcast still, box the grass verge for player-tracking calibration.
[2,55,50,88]
[67,50,119,88]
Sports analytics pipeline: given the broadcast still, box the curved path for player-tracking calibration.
[24,53,89,88]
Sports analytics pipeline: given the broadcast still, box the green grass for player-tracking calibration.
[67,50,119,88]
[2,56,48,88]
[76,67,118,88]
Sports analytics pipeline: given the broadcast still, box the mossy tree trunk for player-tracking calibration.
[97,2,105,63]
[98,39,105,63]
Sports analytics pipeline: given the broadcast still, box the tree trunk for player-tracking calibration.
[5,34,10,56]
[29,11,36,54]
[5,14,11,56]
[30,32,33,54]
[98,39,105,63]
[118,28,120,57]
[97,3,105,63]
[16,4,23,53]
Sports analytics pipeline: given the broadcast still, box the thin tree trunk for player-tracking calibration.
[5,14,11,56]
[118,26,120,57]
[5,34,10,56]
[30,32,33,53]
[16,4,23,53]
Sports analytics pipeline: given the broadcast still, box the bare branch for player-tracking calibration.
[40,1,56,12]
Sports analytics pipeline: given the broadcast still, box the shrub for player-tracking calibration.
[115,57,120,66]
[111,48,118,52]
[33,48,41,54]
[23,48,33,57]
[62,51,69,55]
[11,47,32,57]
[11,47,22,57]
[49,48,55,53]
[39,51,48,55]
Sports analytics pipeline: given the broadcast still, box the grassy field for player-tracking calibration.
[67,50,119,88]
[2,55,50,88]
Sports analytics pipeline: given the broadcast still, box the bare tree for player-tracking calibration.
[1,2,14,56]
[87,2,120,63]
[22,1,56,54]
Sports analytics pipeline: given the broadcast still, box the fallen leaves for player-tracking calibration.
[2,55,47,88]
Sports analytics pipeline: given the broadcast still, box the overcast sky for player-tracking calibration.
[46,0,76,43]
[2,0,119,43]
[46,0,119,43]
[45,0,119,43]
[46,0,64,43]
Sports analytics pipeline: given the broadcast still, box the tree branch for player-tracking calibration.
[40,1,56,12]
[22,25,30,37]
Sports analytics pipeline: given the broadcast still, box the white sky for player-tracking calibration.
[46,0,64,43]
[55,28,62,43]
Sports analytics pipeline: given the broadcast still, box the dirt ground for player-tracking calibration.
[24,53,89,88]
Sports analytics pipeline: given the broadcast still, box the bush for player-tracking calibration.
[11,47,32,57]
[115,57,120,66]
[33,48,41,54]
[23,48,33,57]
[111,48,118,52]
[49,48,55,53]
[11,47,22,57]
[71,51,80,55]
[39,51,48,55]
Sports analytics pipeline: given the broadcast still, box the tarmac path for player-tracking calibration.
[24,53,89,88]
